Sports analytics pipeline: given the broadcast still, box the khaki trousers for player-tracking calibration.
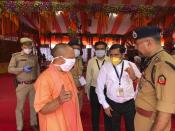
[134,112,171,131]
[16,83,37,130]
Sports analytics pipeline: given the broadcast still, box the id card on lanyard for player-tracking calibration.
[113,61,124,97]
[96,59,105,70]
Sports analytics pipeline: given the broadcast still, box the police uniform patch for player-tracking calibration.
[157,75,166,85]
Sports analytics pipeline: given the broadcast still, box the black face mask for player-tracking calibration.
[140,50,164,72]
[140,57,150,71]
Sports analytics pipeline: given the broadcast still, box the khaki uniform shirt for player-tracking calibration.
[135,50,175,113]
[70,57,83,87]
[8,51,40,81]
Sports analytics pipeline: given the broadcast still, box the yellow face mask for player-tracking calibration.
[111,57,121,65]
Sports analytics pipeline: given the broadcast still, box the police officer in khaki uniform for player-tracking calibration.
[8,37,39,131]
[68,40,84,111]
[132,26,175,131]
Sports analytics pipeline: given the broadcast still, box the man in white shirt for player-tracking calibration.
[96,44,141,131]
[86,41,111,131]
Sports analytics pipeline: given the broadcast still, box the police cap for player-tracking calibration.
[132,26,162,40]
[20,37,33,45]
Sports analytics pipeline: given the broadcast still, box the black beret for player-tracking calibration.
[132,26,162,40]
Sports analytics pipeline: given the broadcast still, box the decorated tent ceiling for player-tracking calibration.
[0,0,175,36]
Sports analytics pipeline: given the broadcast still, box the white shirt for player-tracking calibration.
[96,60,141,109]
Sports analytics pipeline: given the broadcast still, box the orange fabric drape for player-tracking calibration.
[39,11,52,34]
[132,14,150,28]
[2,11,19,35]
[95,12,109,34]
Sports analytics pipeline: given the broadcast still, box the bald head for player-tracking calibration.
[52,44,75,58]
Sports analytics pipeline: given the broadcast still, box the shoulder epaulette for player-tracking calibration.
[12,52,21,56]
[165,61,175,71]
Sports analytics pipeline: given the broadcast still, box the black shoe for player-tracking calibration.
[31,125,39,131]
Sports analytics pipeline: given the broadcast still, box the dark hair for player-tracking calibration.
[68,39,82,48]
[94,41,107,49]
[109,44,126,54]
[171,49,175,55]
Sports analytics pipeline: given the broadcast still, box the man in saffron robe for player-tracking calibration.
[34,44,83,131]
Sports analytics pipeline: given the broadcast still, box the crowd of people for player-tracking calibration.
[8,25,175,131]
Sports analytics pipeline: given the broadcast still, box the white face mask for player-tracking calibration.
[23,48,32,54]
[52,56,76,72]
[95,50,106,58]
[74,49,80,57]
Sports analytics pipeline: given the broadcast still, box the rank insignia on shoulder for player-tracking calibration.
[157,75,166,85]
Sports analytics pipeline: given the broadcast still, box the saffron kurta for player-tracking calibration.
[34,64,83,131]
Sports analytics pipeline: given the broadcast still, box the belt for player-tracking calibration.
[106,97,134,105]
[17,80,36,85]
[136,107,153,118]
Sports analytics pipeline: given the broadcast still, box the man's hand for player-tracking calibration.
[151,111,171,131]
[125,63,137,80]
[104,106,113,117]
[40,85,72,114]
[58,85,72,104]
[85,86,90,100]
